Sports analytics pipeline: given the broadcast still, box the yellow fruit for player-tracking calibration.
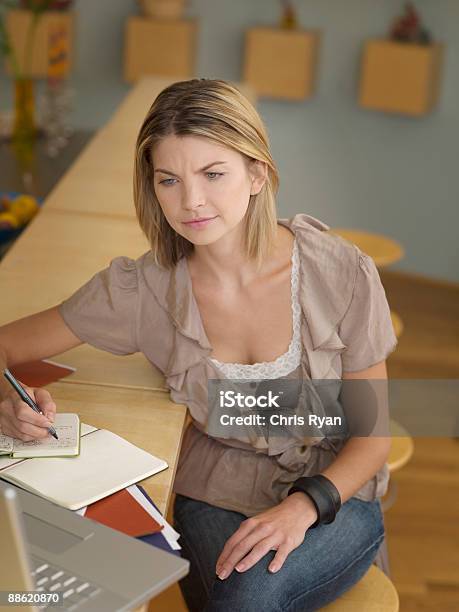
[0,212,20,229]
[0,196,12,212]
[9,195,39,225]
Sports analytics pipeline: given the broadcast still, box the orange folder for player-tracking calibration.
[85,488,164,537]
[10,360,75,388]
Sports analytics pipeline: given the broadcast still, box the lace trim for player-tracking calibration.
[210,239,302,379]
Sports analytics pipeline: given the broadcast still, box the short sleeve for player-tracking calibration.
[58,257,139,355]
[338,252,398,372]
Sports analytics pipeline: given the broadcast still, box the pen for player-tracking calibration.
[3,368,59,440]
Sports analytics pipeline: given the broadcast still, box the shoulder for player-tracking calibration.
[104,255,139,290]
[95,252,177,317]
[280,214,366,348]
[280,212,360,282]
[134,250,179,311]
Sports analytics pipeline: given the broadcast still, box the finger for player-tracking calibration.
[218,533,263,578]
[1,417,49,442]
[0,396,14,418]
[235,537,280,573]
[217,524,274,579]
[15,417,52,440]
[34,388,57,422]
[268,543,293,574]
[14,401,53,429]
[216,519,257,571]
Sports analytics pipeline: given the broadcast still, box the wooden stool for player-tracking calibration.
[322,565,399,611]
[390,310,404,338]
[329,229,404,268]
[150,564,399,612]
[381,420,415,514]
[388,420,414,473]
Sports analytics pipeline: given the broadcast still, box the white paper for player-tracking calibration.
[42,359,76,372]
[0,429,168,510]
[127,485,181,550]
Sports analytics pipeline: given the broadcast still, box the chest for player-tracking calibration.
[192,266,296,365]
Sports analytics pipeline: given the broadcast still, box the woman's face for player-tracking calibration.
[151,134,266,245]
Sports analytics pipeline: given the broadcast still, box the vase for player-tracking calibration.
[12,78,36,144]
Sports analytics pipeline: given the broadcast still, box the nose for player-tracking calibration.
[181,181,205,211]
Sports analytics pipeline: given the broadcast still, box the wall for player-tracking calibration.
[0,0,457,282]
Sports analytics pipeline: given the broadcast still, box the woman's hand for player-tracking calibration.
[216,492,318,579]
[0,386,56,442]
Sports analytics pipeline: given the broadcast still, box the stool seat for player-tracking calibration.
[390,310,404,338]
[322,565,399,611]
[329,229,404,267]
[388,419,414,472]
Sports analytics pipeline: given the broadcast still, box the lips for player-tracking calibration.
[183,216,217,224]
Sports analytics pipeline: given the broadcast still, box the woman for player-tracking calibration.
[0,79,397,611]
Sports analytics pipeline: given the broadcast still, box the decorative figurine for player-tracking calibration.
[390,2,431,44]
[279,0,298,30]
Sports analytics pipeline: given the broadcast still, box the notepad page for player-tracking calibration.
[0,434,14,454]
[0,429,168,510]
[11,413,80,457]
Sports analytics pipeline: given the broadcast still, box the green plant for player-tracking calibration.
[0,0,54,78]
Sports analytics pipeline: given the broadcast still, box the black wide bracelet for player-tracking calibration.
[287,475,342,528]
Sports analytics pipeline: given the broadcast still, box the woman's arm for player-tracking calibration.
[216,359,391,579]
[0,306,82,439]
[320,359,391,504]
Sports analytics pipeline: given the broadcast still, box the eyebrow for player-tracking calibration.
[153,161,227,177]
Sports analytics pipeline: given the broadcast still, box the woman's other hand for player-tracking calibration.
[0,386,56,442]
[215,492,318,579]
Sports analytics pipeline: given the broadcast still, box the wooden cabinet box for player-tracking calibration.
[358,39,444,116]
[5,9,74,78]
[243,27,320,101]
[124,17,197,83]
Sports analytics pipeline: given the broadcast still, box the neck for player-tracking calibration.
[187,222,293,289]
[188,222,259,289]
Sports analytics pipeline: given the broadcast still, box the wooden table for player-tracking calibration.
[0,131,93,199]
[45,382,186,516]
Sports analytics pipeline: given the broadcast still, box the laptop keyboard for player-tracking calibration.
[30,555,102,610]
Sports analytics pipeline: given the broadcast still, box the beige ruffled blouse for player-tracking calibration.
[58,214,398,516]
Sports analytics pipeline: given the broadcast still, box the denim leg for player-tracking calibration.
[174,495,385,612]
[173,494,248,612]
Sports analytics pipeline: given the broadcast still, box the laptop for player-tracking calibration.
[0,482,189,612]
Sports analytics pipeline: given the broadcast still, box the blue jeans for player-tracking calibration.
[173,494,385,612]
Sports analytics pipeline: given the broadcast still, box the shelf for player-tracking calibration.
[243,27,320,101]
[5,9,74,78]
[358,39,444,116]
[124,16,197,83]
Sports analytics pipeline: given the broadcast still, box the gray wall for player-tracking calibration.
[1,0,457,283]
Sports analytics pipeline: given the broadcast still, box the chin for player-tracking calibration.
[184,232,223,246]
[179,223,226,245]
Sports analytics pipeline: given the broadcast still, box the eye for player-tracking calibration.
[158,172,224,186]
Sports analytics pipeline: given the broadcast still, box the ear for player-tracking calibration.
[249,160,268,196]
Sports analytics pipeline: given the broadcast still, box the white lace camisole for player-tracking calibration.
[209,238,302,379]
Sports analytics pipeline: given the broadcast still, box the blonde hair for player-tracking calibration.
[133,78,279,269]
